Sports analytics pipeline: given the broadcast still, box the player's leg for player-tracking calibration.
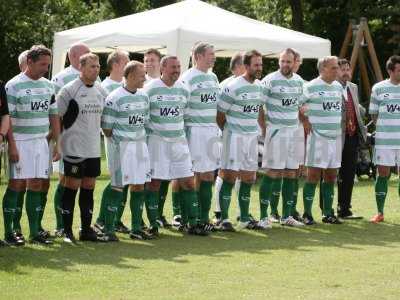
[2,179,25,246]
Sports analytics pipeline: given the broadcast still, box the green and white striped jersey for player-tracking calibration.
[180,68,219,127]
[101,86,149,142]
[218,75,264,134]
[6,73,57,141]
[220,75,236,90]
[101,77,123,95]
[143,78,189,141]
[52,66,80,94]
[369,79,400,149]
[303,77,342,139]
[261,70,304,128]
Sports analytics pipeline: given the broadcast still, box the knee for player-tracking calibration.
[81,177,96,190]
[8,179,26,192]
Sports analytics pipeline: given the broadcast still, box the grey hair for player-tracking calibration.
[317,56,338,72]
[192,42,214,61]
[18,50,29,67]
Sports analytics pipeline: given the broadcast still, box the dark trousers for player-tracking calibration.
[319,134,359,213]
[337,134,359,213]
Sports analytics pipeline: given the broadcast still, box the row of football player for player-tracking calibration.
[1,42,399,246]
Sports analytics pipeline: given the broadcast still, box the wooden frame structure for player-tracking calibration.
[339,18,383,99]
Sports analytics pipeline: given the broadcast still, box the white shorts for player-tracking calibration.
[107,138,151,187]
[373,148,400,166]
[305,132,342,169]
[9,138,50,179]
[221,129,258,172]
[262,126,304,170]
[295,123,306,166]
[186,126,221,173]
[148,135,194,180]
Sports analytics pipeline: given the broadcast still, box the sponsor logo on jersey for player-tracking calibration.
[322,101,341,111]
[200,92,217,103]
[281,98,298,106]
[128,114,145,125]
[31,99,49,111]
[243,104,261,113]
[386,104,400,113]
[160,106,180,117]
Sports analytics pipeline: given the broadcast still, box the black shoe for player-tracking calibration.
[14,231,25,242]
[338,210,363,220]
[54,228,65,238]
[94,222,105,235]
[147,226,159,237]
[302,213,316,225]
[247,216,260,230]
[156,215,172,228]
[115,222,130,234]
[38,229,51,239]
[63,231,77,244]
[322,215,342,224]
[201,222,216,232]
[79,227,98,242]
[130,230,153,240]
[5,234,25,246]
[188,224,208,236]
[178,224,188,232]
[0,239,7,247]
[293,211,303,222]
[220,221,235,232]
[98,232,119,242]
[30,235,53,245]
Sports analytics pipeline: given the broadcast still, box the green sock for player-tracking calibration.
[38,191,48,231]
[172,191,181,217]
[282,178,295,218]
[13,190,25,232]
[293,178,299,213]
[158,180,170,217]
[199,181,212,224]
[104,188,123,234]
[375,176,388,214]
[259,175,272,219]
[130,190,145,232]
[2,188,18,237]
[322,182,335,217]
[25,190,42,238]
[97,183,111,225]
[178,191,188,225]
[303,182,317,216]
[115,185,129,224]
[145,190,159,228]
[270,177,282,215]
[219,180,234,220]
[182,189,198,226]
[238,182,252,222]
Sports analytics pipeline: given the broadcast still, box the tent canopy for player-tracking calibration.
[52,0,331,75]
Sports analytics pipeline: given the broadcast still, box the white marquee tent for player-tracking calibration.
[52,0,331,75]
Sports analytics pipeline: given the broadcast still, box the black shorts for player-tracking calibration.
[63,157,101,179]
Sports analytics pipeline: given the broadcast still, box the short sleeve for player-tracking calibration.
[101,95,117,130]
[217,85,235,113]
[369,87,379,115]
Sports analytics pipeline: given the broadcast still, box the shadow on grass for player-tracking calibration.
[1,218,399,274]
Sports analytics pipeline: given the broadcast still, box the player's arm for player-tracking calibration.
[101,97,115,138]
[217,86,234,131]
[5,83,19,162]
[299,87,312,134]
[258,106,266,138]
[369,87,379,125]
[0,83,10,143]
[48,93,61,161]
